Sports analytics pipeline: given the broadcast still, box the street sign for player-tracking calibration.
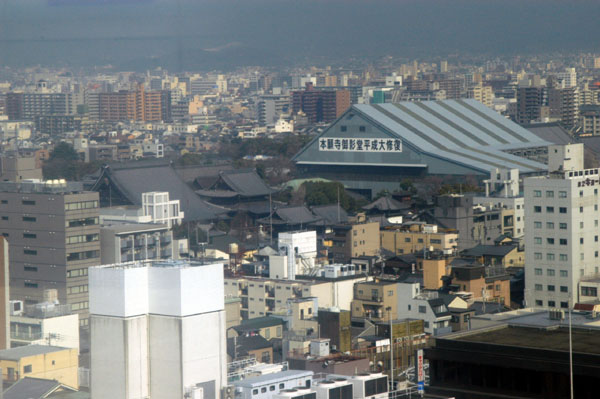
[416,349,424,396]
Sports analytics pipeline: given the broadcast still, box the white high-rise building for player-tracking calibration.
[524,143,599,309]
[557,67,577,88]
[89,260,227,399]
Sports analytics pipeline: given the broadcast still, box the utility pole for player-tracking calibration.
[387,306,394,391]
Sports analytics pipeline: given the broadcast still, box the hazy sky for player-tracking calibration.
[1,0,600,70]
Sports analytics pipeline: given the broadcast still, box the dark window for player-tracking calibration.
[24,266,37,272]
[0,200,7,204]
[261,388,267,393]
[1,216,7,221]
[22,200,35,205]
[359,126,366,132]
[23,249,37,255]
[23,365,32,373]
[340,125,347,132]
[365,377,388,396]
[22,216,36,222]
[23,233,36,239]
[24,282,37,288]
[269,386,275,391]
[581,286,598,297]
[559,207,567,214]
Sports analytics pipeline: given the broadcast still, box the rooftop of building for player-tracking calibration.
[453,325,600,355]
[0,180,85,194]
[100,221,169,234]
[235,316,285,331]
[93,259,221,270]
[0,345,70,361]
[233,370,314,388]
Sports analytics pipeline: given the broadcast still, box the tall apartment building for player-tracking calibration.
[380,223,458,256]
[98,87,169,122]
[326,220,380,263]
[291,83,350,124]
[466,84,494,107]
[257,95,290,126]
[516,86,546,125]
[548,86,578,128]
[90,260,227,399]
[6,92,81,120]
[524,144,597,309]
[579,105,600,136]
[0,181,99,325]
[557,67,577,88]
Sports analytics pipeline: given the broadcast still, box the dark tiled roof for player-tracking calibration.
[227,335,272,357]
[4,377,75,399]
[310,204,348,224]
[93,164,222,221]
[217,169,275,197]
[260,206,321,225]
[462,244,517,258]
[236,316,285,331]
[363,196,408,211]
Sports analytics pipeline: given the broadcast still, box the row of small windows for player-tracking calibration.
[67,284,88,295]
[67,250,99,262]
[533,253,569,261]
[71,301,89,311]
[533,237,570,245]
[581,287,598,297]
[532,206,569,214]
[67,268,88,278]
[534,268,569,277]
[534,300,569,308]
[67,217,99,228]
[534,220,599,229]
[534,284,569,293]
[66,234,99,244]
[65,201,99,211]
[533,189,598,198]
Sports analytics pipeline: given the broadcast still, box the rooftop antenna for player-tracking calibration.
[337,185,341,222]
[569,293,574,399]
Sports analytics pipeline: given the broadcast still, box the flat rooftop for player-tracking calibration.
[455,325,600,355]
[94,259,221,270]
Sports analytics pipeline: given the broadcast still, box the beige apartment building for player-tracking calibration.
[380,223,458,256]
[351,280,399,322]
[225,274,368,320]
[327,218,380,263]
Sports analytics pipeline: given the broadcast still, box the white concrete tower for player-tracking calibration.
[90,260,227,399]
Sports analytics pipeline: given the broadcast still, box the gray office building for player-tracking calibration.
[0,181,100,326]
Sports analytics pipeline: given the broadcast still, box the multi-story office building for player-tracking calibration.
[141,191,184,228]
[524,143,598,309]
[326,220,380,263]
[0,181,99,324]
[100,222,173,264]
[90,260,227,399]
[291,83,350,124]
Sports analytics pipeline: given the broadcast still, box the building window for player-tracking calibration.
[534,252,542,260]
[534,206,542,213]
[559,239,567,245]
[533,190,541,197]
[23,365,32,374]
[560,270,568,277]
[24,282,38,288]
[23,233,37,239]
[418,305,426,314]
[359,126,366,132]
[559,191,567,198]
[534,237,542,245]
[535,300,543,306]
[560,302,569,308]
[0,200,7,204]
[22,200,36,205]
[547,253,555,261]
[559,223,567,229]
[534,268,542,275]
[581,286,598,297]
[560,286,568,293]
[547,222,554,229]
[252,389,258,395]
[23,249,37,255]
[1,216,7,221]
[580,207,584,213]
[548,301,556,307]
[559,207,567,214]
[559,254,568,261]
[24,266,37,272]
[546,206,554,213]
[546,191,554,198]
[547,238,554,245]
[535,284,542,291]
[22,216,36,222]
[547,285,555,292]
[340,125,347,132]
[547,269,555,276]
[404,238,411,242]
[534,222,542,229]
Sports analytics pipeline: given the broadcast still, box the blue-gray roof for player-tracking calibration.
[0,345,69,361]
[294,99,551,174]
[4,377,76,399]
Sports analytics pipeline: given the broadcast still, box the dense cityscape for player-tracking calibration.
[2,1,600,399]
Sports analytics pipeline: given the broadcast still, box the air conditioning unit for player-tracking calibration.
[222,386,235,399]
[10,300,23,316]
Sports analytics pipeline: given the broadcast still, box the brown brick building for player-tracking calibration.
[98,86,168,122]
[292,83,350,124]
